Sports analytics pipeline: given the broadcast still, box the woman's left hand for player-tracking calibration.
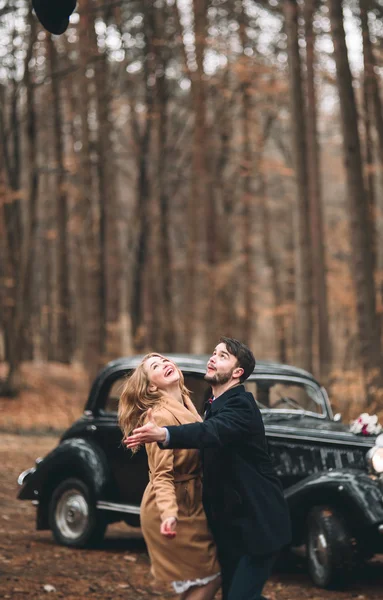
[160,516,177,539]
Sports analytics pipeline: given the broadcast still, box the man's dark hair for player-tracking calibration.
[219,337,256,382]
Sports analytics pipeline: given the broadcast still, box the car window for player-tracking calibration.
[104,376,127,413]
[102,373,211,415]
[244,380,269,410]
[246,378,323,415]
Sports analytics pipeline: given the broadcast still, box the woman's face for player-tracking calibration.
[144,355,180,392]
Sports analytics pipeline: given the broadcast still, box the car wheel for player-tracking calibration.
[306,506,354,589]
[49,478,107,548]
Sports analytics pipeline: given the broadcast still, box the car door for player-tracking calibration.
[91,375,148,506]
[92,370,211,506]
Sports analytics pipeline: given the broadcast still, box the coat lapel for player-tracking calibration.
[209,384,245,414]
[160,395,202,425]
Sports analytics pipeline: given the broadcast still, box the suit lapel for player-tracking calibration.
[209,384,245,414]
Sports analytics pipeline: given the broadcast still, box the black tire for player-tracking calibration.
[306,505,354,589]
[48,477,107,548]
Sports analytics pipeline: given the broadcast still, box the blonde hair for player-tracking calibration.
[118,353,190,452]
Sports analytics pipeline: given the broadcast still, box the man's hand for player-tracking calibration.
[160,516,177,539]
[124,408,167,448]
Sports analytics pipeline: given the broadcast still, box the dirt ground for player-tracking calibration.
[0,433,382,600]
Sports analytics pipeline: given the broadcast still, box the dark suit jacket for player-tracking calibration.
[165,384,292,557]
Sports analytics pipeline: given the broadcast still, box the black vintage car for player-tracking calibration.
[17,355,383,589]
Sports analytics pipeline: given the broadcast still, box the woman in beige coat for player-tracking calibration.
[118,353,221,600]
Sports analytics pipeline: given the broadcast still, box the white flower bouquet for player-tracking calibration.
[349,412,383,436]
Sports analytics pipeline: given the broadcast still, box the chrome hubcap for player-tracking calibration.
[310,524,329,570]
[314,532,328,566]
[55,489,89,539]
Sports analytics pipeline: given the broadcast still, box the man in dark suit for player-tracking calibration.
[125,337,292,600]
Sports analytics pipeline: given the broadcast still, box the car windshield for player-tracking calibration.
[245,378,325,417]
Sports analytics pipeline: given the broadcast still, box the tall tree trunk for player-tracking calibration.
[47,35,72,363]
[1,87,22,391]
[359,0,383,170]
[153,7,174,351]
[0,166,7,361]
[360,0,378,270]
[17,9,39,363]
[211,67,237,337]
[283,0,313,372]
[239,1,256,345]
[42,174,56,361]
[130,3,156,351]
[256,113,287,363]
[77,0,103,377]
[1,9,38,392]
[328,0,383,405]
[173,0,211,350]
[94,8,121,362]
[304,0,332,381]
[130,111,152,352]
[259,172,287,363]
[186,0,209,352]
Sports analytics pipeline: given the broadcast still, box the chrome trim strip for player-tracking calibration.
[97,501,140,515]
[266,430,374,447]
[261,408,325,419]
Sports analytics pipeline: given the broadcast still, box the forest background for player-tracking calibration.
[1,0,383,425]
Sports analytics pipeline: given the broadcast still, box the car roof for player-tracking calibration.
[102,354,320,384]
[84,354,322,413]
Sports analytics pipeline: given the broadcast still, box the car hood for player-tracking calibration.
[263,413,378,448]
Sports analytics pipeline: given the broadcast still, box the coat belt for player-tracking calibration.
[148,472,201,483]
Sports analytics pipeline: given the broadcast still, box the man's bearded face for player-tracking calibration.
[204,365,236,386]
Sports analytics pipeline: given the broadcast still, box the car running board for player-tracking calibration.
[96,501,140,515]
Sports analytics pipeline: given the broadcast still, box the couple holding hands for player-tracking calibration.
[119,337,291,600]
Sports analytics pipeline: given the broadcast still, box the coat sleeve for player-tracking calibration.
[164,393,263,450]
[145,411,178,521]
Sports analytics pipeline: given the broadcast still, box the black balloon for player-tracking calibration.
[32,0,77,35]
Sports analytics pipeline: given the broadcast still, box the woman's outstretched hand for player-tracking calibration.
[160,516,177,539]
[124,408,167,448]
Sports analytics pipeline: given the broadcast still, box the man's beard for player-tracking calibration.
[204,367,235,385]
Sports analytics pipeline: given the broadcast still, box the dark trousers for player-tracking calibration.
[221,551,277,600]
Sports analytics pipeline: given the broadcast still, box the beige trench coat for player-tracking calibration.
[140,395,220,583]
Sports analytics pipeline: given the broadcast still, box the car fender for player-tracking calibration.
[18,438,110,502]
[285,469,383,532]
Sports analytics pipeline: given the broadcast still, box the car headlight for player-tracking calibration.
[367,447,383,474]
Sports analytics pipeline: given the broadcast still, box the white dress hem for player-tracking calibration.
[172,571,220,594]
